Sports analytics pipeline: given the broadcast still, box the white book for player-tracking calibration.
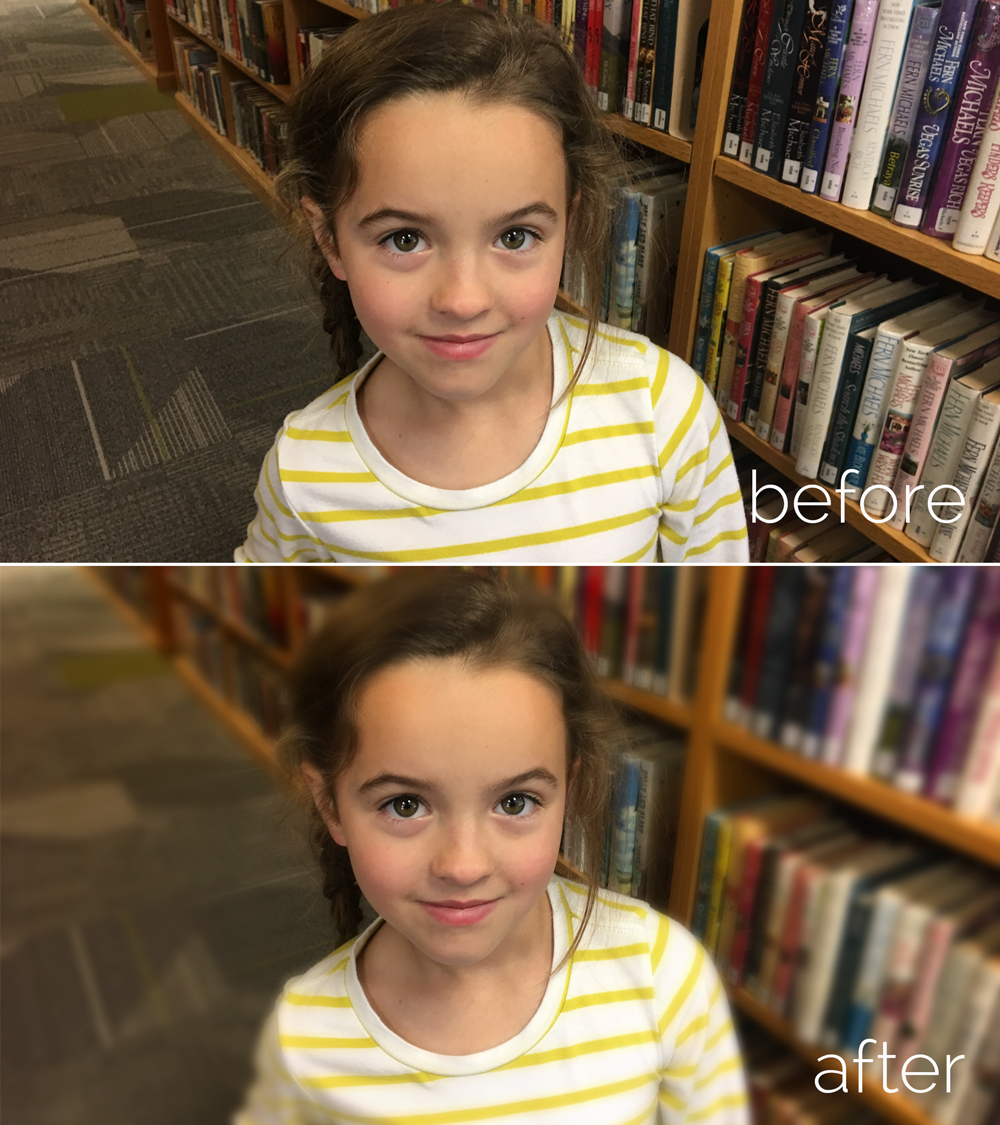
[957,437,1000,561]
[863,307,995,517]
[906,358,1000,547]
[929,388,1000,561]
[796,279,919,479]
[986,208,1000,264]
[954,82,1000,256]
[954,645,1000,819]
[789,309,832,459]
[842,295,973,497]
[841,569,914,776]
[841,0,922,210]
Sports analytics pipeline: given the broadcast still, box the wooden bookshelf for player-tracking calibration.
[77,0,176,90]
[166,11,293,102]
[168,578,294,669]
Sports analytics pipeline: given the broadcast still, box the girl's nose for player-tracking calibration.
[429,253,494,321]
[429,821,494,885]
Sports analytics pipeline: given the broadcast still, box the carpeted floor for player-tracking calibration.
[0,0,340,562]
[1,567,337,1124]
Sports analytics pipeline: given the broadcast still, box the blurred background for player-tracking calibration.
[2,564,998,1125]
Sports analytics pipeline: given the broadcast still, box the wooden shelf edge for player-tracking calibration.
[713,155,1000,301]
[82,567,165,652]
[602,679,693,729]
[168,579,293,669]
[715,721,1000,867]
[723,418,934,563]
[76,0,176,90]
[604,115,692,163]
[729,987,940,1125]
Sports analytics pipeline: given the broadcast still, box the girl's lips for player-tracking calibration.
[419,333,500,360]
[419,898,499,926]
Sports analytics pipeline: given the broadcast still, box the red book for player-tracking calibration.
[739,0,776,166]
[727,834,768,985]
[623,0,644,119]
[586,0,605,92]
[582,567,605,662]
[622,569,645,684]
[739,568,776,713]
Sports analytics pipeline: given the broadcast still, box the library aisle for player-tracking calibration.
[0,0,335,563]
[0,567,333,1124]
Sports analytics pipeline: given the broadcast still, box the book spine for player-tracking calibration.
[922,0,1000,238]
[986,208,1000,259]
[795,307,854,478]
[822,567,880,764]
[954,73,1000,253]
[740,0,779,164]
[623,0,642,118]
[892,0,982,226]
[756,292,801,439]
[638,0,660,123]
[598,0,634,113]
[723,0,764,155]
[746,282,786,426]
[586,0,606,94]
[693,250,724,375]
[954,644,1000,815]
[842,325,906,493]
[649,0,679,130]
[819,0,881,201]
[705,257,735,396]
[770,302,815,449]
[957,433,1000,559]
[802,568,854,759]
[728,273,773,421]
[800,0,856,192]
[821,896,875,1047]
[929,395,1000,560]
[692,813,722,939]
[575,0,591,74]
[753,0,811,176]
[789,311,828,457]
[924,570,1000,801]
[870,2,942,216]
[781,0,834,184]
[818,329,876,484]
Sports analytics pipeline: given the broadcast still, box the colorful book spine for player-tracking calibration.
[892,0,982,227]
[649,0,680,130]
[781,0,834,185]
[870,1,943,216]
[597,0,635,113]
[800,0,857,192]
[740,0,779,164]
[818,325,880,486]
[631,0,657,122]
[789,309,831,457]
[623,0,643,118]
[705,256,736,395]
[753,0,811,176]
[819,0,881,201]
[954,643,1000,815]
[954,80,1000,252]
[922,0,1000,238]
[957,434,1000,559]
[723,0,764,155]
[802,568,855,760]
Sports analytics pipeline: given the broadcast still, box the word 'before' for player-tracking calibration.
[814,1040,965,1095]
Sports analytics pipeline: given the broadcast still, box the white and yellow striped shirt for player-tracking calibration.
[236,312,748,563]
[234,878,749,1125]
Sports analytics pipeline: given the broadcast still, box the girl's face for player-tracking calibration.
[314,657,568,970]
[305,91,569,401]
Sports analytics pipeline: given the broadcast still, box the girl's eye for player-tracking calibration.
[497,792,536,817]
[496,227,538,252]
[384,230,424,254]
[384,795,425,819]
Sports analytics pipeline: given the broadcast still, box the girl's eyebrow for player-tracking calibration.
[357,767,560,795]
[356,202,559,230]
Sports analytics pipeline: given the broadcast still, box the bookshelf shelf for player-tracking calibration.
[166,11,293,102]
[729,988,939,1125]
[76,0,176,90]
[713,155,1000,302]
[722,418,934,563]
[715,721,1000,867]
[168,579,293,670]
[603,679,693,730]
[603,116,692,164]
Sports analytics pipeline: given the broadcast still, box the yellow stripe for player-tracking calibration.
[660,496,699,514]
[693,489,743,526]
[675,1012,709,1047]
[650,346,670,407]
[675,445,709,482]
[658,944,705,1035]
[616,527,659,563]
[703,452,733,488]
[280,1035,376,1048]
[562,421,655,447]
[573,376,648,395]
[709,979,722,1006]
[264,448,296,520]
[285,427,352,442]
[495,464,657,506]
[704,1016,733,1052]
[284,993,353,1008]
[596,895,648,918]
[693,1056,741,1091]
[685,1092,748,1122]
[658,378,705,470]
[658,519,688,546]
[300,503,443,523]
[259,478,328,548]
[328,389,350,409]
[303,1071,441,1090]
[563,986,655,1012]
[651,915,670,973]
[683,525,748,559]
[279,470,377,483]
[503,1029,658,1070]
[573,942,647,962]
[658,1088,686,1110]
[559,313,649,352]
[661,1062,698,1080]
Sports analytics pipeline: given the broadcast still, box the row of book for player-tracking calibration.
[692,227,1000,561]
[170,566,290,648]
[94,0,155,59]
[230,80,285,174]
[167,0,290,85]
[723,0,1000,259]
[694,797,1000,1123]
[727,567,1000,820]
[294,26,346,75]
[173,38,226,135]
[562,156,687,342]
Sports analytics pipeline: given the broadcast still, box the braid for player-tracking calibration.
[318,830,364,945]
[317,259,364,378]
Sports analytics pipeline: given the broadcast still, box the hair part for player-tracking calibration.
[275,2,625,384]
[278,570,624,964]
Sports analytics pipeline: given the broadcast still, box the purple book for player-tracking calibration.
[893,569,980,795]
[819,0,881,201]
[922,0,1000,238]
[821,566,880,766]
[924,569,1000,804]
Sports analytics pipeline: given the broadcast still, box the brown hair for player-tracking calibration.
[275,2,624,385]
[279,570,623,963]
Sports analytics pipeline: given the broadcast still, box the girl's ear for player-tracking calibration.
[301,762,348,847]
[301,197,348,283]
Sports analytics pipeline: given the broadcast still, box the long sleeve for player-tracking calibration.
[232,1005,326,1125]
[236,436,326,563]
[650,349,749,562]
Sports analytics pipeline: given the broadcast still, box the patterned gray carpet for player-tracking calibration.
[1,567,336,1124]
[0,1,337,561]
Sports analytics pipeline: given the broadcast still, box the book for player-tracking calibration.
[954,643,1000,817]
[841,0,923,210]
[817,325,882,486]
[800,0,858,192]
[986,206,1000,259]
[631,180,687,339]
[922,0,1000,238]
[723,0,765,155]
[752,0,812,176]
[649,0,680,131]
[597,0,635,113]
[870,0,942,216]
[780,0,835,184]
[667,0,710,140]
[954,80,1000,253]
[752,570,807,742]
[739,0,781,163]
[818,0,881,202]
[958,430,1000,558]
[892,0,982,228]
[630,0,658,122]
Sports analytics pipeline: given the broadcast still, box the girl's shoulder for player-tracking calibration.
[278,933,360,1005]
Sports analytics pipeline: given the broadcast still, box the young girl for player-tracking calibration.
[234,571,749,1124]
[235,4,748,564]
